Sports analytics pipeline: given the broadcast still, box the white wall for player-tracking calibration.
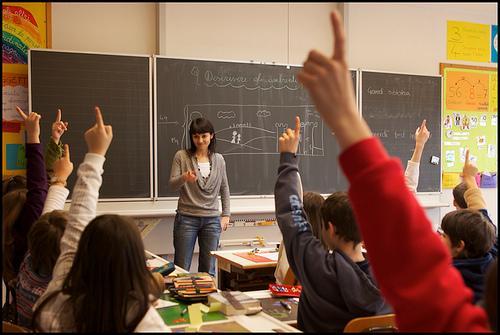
[345,2,498,225]
[48,3,498,256]
[51,3,157,55]
[158,2,338,65]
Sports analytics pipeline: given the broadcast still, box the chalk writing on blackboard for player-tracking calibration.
[190,66,300,90]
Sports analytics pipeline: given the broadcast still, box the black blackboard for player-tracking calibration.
[156,57,357,197]
[30,50,152,199]
[361,71,442,192]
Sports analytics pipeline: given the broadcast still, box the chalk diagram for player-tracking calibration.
[172,104,325,156]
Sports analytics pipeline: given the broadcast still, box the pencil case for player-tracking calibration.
[269,283,302,298]
[168,272,217,302]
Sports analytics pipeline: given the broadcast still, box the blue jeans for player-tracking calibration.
[173,213,221,276]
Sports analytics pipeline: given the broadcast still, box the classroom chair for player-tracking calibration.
[2,321,30,333]
[343,314,397,333]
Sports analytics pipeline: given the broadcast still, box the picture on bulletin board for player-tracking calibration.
[440,63,498,189]
[2,2,51,177]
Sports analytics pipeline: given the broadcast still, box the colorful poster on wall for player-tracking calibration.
[492,25,498,63]
[447,21,490,63]
[2,2,51,177]
[440,64,497,189]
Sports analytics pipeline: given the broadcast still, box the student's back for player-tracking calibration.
[274,118,390,332]
[32,107,169,332]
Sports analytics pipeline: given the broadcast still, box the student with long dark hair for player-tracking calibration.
[32,107,168,332]
[169,117,230,276]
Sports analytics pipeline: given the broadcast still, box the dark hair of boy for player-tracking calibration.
[303,192,326,247]
[33,214,163,332]
[188,117,216,154]
[441,209,495,259]
[321,192,362,245]
[452,182,468,209]
[2,175,27,196]
[28,210,68,276]
[485,259,497,331]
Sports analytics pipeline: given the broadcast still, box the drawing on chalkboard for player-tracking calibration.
[162,104,325,157]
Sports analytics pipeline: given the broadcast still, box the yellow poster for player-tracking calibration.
[2,3,50,177]
[447,21,490,62]
[490,72,497,113]
[442,173,461,189]
[445,70,489,112]
[441,64,497,188]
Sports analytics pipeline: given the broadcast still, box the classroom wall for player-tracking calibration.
[47,3,497,258]
[51,3,157,55]
[345,2,498,225]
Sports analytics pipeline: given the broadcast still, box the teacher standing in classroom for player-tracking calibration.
[169,117,230,276]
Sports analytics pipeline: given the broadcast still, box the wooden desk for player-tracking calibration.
[211,248,278,291]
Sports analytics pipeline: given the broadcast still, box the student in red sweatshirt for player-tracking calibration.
[294,9,491,332]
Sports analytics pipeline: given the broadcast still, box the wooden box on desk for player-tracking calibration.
[208,291,262,316]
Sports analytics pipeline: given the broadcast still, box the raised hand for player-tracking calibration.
[84,106,113,156]
[415,119,430,147]
[51,109,69,144]
[279,116,301,154]
[462,149,478,179]
[52,144,74,184]
[183,170,197,183]
[16,106,41,143]
[296,10,371,150]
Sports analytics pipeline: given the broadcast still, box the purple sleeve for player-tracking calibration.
[12,143,48,272]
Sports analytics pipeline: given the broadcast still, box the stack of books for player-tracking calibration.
[208,291,262,316]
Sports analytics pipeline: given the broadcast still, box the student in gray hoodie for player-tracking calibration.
[274,116,391,332]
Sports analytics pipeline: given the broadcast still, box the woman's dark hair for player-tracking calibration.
[28,210,69,276]
[32,214,162,332]
[188,118,216,154]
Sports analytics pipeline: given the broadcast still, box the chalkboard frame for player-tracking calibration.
[359,69,443,194]
[153,55,359,199]
[29,48,154,201]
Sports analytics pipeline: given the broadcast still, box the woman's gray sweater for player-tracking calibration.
[169,150,230,217]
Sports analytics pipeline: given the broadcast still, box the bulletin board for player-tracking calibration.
[440,63,497,188]
[2,2,51,177]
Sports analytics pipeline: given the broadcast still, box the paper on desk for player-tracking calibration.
[260,252,279,261]
[188,303,203,326]
[200,302,222,313]
[146,258,166,268]
[154,298,178,309]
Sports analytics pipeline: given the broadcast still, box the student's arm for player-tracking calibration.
[461,149,497,256]
[404,120,430,193]
[461,149,486,210]
[38,107,112,300]
[45,109,68,179]
[42,144,73,214]
[11,107,48,272]
[168,151,197,191]
[219,155,230,231]
[274,117,334,293]
[297,10,489,332]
